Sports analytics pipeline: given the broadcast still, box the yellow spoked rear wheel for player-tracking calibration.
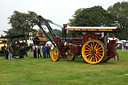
[82,39,106,64]
[67,53,75,61]
[51,48,59,62]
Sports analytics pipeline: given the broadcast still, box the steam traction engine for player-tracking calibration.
[34,15,121,64]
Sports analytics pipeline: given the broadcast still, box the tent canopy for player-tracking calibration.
[124,41,128,43]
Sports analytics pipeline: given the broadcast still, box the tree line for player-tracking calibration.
[69,1,128,40]
[3,1,128,42]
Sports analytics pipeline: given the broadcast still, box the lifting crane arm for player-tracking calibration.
[32,15,60,52]
[38,16,56,39]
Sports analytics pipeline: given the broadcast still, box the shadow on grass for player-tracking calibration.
[60,57,117,65]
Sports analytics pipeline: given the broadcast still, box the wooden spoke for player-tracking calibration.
[95,54,101,60]
[96,43,100,49]
[98,50,104,52]
[96,52,103,54]
[86,53,91,57]
[95,55,98,62]
[97,54,102,58]
[85,46,92,51]
[94,43,98,49]
[88,55,93,61]
[96,47,102,50]
[86,44,92,50]
[85,51,91,54]
[92,41,95,47]
[92,56,95,62]
[90,43,93,50]
[84,49,91,51]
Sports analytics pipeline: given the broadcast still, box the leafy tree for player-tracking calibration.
[53,29,62,37]
[107,1,128,40]
[46,29,62,40]
[69,8,84,26]
[8,11,38,33]
[4,11,38,42]
[69,6,115,26]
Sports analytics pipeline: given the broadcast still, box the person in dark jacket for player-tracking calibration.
[46,44,51,58]
[38,46,42,58]
[4,44,9,59]
[33,45,37,58]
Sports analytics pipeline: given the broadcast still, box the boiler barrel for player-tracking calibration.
[33,37,47,46]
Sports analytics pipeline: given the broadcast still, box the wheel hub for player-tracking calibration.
[91,50,96,55]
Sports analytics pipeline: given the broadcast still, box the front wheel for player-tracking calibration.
[81,39,107,64]
[51,48,60,62]
[67,53,75,61]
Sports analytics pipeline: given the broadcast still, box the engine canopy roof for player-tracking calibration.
[65,27,121,32]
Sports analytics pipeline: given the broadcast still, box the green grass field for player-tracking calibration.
[0,50,128,85]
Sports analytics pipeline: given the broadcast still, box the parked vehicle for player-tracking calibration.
[34,15,121,64]
[0,38,8,55]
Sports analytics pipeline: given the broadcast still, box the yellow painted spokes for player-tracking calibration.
[51,48,59,62]
[82,39,106,64]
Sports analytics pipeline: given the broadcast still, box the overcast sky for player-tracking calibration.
[0,0,127,36]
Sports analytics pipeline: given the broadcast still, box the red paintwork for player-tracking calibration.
[64,42,70,48]
[83,33,97,42]
[54,33,117,60]
[54,37,60,44]
[60,52,65,56]
[73,39,83,44]
[60,47,65,52]
[63,33,97,55]
[60,42,64,46]
[113,28,121,32]
[70,45,82,53]
[107,40,117,58]
[70,46,78,53]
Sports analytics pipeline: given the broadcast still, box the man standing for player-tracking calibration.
[7,43,13,60]
[4,44,9,59]
[38,46,42,58]
[46,44,51,58]
[42,45,47,58]
[33,45,37,58]
[23,41,28,57]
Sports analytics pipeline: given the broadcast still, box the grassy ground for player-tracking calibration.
[0,50,128,85]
